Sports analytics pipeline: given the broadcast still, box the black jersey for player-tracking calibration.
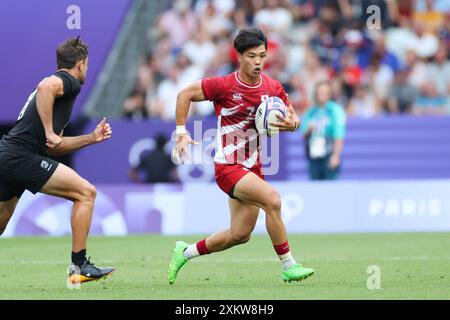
[0,70,81,156]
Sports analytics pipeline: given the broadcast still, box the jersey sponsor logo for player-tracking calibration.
[232,93,244,100]
[40,160,52,171]
[40,160,49,170]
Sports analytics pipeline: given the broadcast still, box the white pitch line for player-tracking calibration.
[195,256,450,263]
[1,256,450,265]
[0,260,121,265]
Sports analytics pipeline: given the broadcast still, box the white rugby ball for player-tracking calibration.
[255,96,287,136]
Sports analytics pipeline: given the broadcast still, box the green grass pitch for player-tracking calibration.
[0,233,449,299]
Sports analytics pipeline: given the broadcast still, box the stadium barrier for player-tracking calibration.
[4,180,450,237]
[74,116,450,183]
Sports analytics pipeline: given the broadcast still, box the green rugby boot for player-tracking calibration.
[281,264,314,283]
[168,241,189,285]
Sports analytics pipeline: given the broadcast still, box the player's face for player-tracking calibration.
[78,56,88,84]
[238,44,267,79]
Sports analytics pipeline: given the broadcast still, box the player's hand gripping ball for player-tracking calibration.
[255,96,287,136]
[255,97,300,137]
[255,97,287,137]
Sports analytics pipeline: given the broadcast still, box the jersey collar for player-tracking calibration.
[234,71,262,89]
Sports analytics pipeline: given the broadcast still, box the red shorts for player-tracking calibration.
[214,163,264,198]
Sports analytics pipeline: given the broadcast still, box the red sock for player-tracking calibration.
[274,241,290,255]
[196,238,210,255]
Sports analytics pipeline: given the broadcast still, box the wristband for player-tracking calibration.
[176,125,187,135]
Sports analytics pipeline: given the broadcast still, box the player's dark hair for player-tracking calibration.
[56,36,88,69]
[233,28,267,54]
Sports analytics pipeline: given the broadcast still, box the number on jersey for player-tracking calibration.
[18,89,37,120]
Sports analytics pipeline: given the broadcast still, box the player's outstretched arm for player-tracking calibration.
[173,81,204,163]
[175,80,205,127]
[36,76,65,149]
[47,117,112,156]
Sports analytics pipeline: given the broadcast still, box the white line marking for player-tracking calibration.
[1,256,450,265]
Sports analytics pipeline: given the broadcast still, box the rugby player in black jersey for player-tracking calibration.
[0,37,115,284]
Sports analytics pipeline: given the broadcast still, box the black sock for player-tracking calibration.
[71,249,87,267]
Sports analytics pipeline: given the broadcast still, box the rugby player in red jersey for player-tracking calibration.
[168,28,314,284]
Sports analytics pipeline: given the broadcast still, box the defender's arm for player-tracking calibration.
[36,76,64,149]
[47,118,112,156]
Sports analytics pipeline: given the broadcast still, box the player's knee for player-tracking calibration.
[265,191,281,215]
[230,231,251,245]
[80,182,97,202]
[86,183,97,200]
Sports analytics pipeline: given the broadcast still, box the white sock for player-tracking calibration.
[183,244,200,260]
[279,252,297,271]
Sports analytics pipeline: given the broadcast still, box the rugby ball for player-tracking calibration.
[255,96,287,136]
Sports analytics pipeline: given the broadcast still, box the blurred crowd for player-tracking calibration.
[122,0,450,120]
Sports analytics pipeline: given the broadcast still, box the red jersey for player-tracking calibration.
[201,71,290,169]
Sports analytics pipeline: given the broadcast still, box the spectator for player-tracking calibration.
[425,43,450,104]
[293,0,352,21]
[136,53,156,94]
[363,52,394,102]
[289,0,316,22]
[309,19,339,63]
[404,48,428,90]
[336,48,364,99]
[183,26,217,69]
[341,29,372,71]
[301,81,346,180]
[198,0,234,38]
[129,134,178,183]
[131,0,450,121]
[415,0,450,14]
[369,31,400,73]
[152,63,182,120]
[330,77,348,108]
[254,0,293,35]
[414,0,446,35]
[204,38,233,77]
[396,0,415,23]
[123,89,147,120]
[412,20,440,59]
[296,48,330,105]
[195,0,236,17]
[414,43,450,115]
[385,66,418,114]
[176,51,204,89]
[157,0,197,48]
[347,84,381,118]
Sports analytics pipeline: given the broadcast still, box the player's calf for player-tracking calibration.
[0,199,18,236]
[0,215,7,236]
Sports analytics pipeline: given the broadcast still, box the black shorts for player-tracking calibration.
[0,149,59,201]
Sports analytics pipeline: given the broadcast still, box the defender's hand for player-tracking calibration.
[172,134,198,164]
[46,132,62,149]
[269,104,300,132]
[92,117,112,143]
